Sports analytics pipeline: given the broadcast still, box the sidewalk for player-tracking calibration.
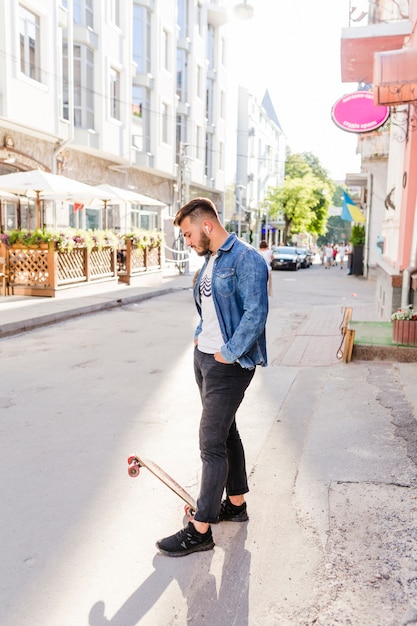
[1,262,416,363]
[0,265,196,338]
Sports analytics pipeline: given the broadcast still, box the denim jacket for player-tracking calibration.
[193,233,269,369]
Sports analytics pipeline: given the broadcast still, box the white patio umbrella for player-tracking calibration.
[93,184,165,206]
[0,169,114,229]
[92,184,165,229]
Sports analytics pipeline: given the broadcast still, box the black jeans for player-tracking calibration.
[193,347,255,523]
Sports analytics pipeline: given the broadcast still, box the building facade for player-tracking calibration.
[340,0,417,319]
[232,86,286,247]
[0,0,229,243]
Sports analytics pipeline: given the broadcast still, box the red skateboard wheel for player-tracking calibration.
[128,465,140,477]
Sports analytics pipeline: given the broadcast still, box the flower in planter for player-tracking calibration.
[0,232,10,245]
[122,229,163,249]
[391,305,417,321]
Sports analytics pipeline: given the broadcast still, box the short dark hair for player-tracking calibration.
[259,240,268,249]
[174,197,219,227]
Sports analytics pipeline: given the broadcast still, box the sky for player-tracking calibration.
[224,0,362,183]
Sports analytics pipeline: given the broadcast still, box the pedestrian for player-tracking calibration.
[332,244,338,266]
[259,239,273,296]
[325,243,333,269]
[346,241,353,274]
[338,241,347,270]
[156,197,269,557]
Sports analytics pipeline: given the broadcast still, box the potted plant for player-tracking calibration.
[350,224,365,275]
[391,305,417,345]
[122,228,163,250]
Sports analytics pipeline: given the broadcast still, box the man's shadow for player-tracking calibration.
[89,525,250,626]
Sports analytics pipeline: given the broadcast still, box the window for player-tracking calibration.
[162,29,169,70]
[219,142,224,170]
[130,207,158,230]
[197,65,202,99]
[73,44,94,128]
[110,0,120,27]
[176,114,187,164]
[110,68,121,120]
[19,6,41,82]
[206,77,214,124]
[220,90,225,119]
[132,85,150,152]
[177,0,189,39]
[162,103,169,143]
[206,24,215,71]
[195,125,203,160]
[176,48,188,103]
[62,40,68,120]
[73,0,94,28]
[196,3,203,36]
[133,4,151,74]
[205,132,213,178]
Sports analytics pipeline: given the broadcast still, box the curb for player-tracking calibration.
[0,286,182,339]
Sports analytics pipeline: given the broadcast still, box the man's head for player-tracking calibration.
[174,197,222,256]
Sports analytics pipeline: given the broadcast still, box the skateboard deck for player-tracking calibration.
[127,454,196,515]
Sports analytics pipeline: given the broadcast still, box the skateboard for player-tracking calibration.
[127,454,196,517]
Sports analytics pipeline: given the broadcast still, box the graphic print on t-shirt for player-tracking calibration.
[200,272,212,299]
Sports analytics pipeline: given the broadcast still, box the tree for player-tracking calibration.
[317,182,352,247]
[265,151,334,244]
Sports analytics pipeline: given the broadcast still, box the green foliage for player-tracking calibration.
[265,150,334,244]
[121,229,164,249]
[351,224,366,246]
[5,227,120,252]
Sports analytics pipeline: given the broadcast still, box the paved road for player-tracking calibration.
[1,262,417,625]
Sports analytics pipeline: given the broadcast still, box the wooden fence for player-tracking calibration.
[1,239,162,297]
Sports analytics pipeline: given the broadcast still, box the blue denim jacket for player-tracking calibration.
[193,233,269,369]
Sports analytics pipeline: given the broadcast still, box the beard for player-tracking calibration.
[195,230,211,256]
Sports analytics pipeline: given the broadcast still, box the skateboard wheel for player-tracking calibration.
[127,456,136,465]
[184,505,194,518]
[128,465,140,478]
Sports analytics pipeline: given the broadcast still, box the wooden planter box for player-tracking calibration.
[392,320,417,345]
[118,237,161,285]
[6,244,118,297]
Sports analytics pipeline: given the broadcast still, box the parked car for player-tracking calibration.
[271,246,301,271]
[296,247,313,268]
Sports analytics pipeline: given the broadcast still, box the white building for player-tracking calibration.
[0,0,229,241]
[233,85,286,246]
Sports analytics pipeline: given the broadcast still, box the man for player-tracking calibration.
[338,241,347,270]
[156,197,269,557]
[324,243,333,269]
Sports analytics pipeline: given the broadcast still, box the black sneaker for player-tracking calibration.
[156,522,215,557]
[215,498,249,523]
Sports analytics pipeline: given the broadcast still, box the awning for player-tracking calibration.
[374,48,417,106]
[94,184,165,206]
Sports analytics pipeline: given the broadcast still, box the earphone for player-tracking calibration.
[206,226,210,234]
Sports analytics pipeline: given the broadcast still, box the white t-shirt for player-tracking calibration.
[338,245,347,258]
[197,254,223,354]
[259,248,273,269]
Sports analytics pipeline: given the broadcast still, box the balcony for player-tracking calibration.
[357,126,390,160]
[341,0,411,83]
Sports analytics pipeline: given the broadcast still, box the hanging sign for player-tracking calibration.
[331,91,390,133]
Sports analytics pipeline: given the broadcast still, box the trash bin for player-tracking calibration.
[352,245,364,276]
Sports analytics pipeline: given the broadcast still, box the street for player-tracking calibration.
[1,262,417,625]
